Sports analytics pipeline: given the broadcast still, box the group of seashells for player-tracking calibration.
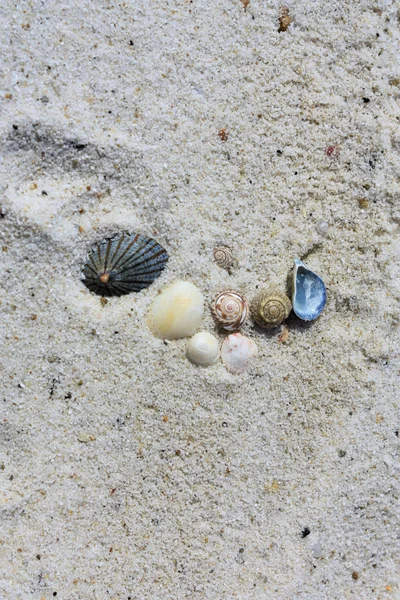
[81,234,327,374]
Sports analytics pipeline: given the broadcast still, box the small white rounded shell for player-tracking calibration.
[186,332,220,366]
[221,333,258,374]
[146,281,204,340]
[211,290,249,331]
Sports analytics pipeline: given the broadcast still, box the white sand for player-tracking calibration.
[0,1,399,598]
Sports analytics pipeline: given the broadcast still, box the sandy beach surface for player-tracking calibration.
[0,1,399,598]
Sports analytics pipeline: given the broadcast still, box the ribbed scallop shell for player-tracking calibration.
[211,290,249,331]
[82,232,168,297]
[251,287,292,328]
[213,246,234,271]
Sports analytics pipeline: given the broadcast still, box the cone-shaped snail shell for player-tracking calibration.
[292,258,327,321]
[213,246,234,271]
[83,232,168,297]
[211,290,249,331]
[250,286,292,328]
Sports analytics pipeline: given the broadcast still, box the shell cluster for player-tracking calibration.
[83,232,168,297]
[79,228,327,373]
[213,246,234,272]
[251,287,292,328]
[211,291,248,331]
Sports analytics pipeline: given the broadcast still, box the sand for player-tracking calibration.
[0,1,399,598]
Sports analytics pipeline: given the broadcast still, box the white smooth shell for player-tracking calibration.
[186,332,220,366]
[147,280,204,340]
[221,333,258,374]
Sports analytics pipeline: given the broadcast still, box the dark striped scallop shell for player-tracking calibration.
[82,233,168,297]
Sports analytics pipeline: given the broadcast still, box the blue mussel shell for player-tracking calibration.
[292,258,326,321]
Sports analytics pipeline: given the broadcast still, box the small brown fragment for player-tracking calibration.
[162,415,168,422]
[278,7,291,32]
[30,315,37,321]
[240,0,250,10]
[100,297,108,307]
[218,128,229,142]
[352,571,359,580]
[358,198,369,209]
[278,327,289,343]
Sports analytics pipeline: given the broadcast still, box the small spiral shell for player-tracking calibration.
[250,287,292,328]
[213,246,234,271]
[211,290,249,331]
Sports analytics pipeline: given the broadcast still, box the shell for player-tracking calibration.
[221,333,258,374]
[250,286,292,328]
[186,332,220,367]
[83,232,168,297]
[211,290,249,331]
[213,246,234,271]
[292,258,326,321]
[146,280,204,340]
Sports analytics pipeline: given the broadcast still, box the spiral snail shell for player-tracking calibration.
[213,246,234,272]
[250,286,292,328]
[211,290,249,331]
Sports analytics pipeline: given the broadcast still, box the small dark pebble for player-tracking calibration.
[338,449,347,457]
[36,554,41,560]
[363,97,370,103]
[277,149,283,155]
[129,40,133,46]
[301,527,310,538]
[222,421,228,427]
[64,392,72,400]
[352,571,359,580]
[53,593,57,597]
[12,124,18,130]
[9,475,14,481]
[239,547,244,553]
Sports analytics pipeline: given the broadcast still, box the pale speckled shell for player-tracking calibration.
[186,332,220,367]
[211,290,249,331]
[250,286,292,328]
[212,246,234,271]
[221,333,258,374]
